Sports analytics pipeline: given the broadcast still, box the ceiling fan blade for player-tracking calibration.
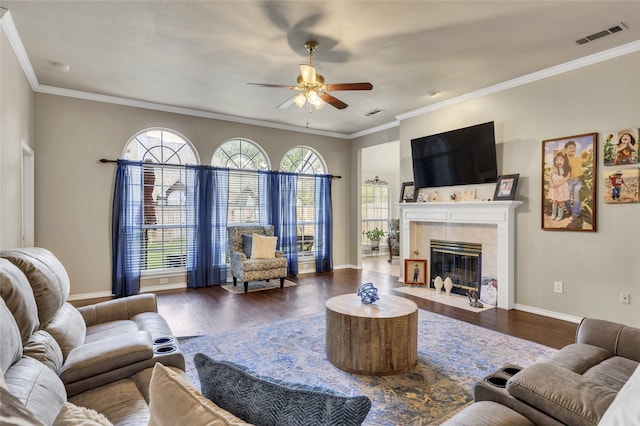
[326,82,373,91]
[277,95,297,109]
[247,83,297,89]
[300,64,316,84]
[320,93,348,110]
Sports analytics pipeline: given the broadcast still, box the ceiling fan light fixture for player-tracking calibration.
[294,93,307,108]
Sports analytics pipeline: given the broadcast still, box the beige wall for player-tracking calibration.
[0,29,34,249]
[354,52,640,327]
[32,94,351,297]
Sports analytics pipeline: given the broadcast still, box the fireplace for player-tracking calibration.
[430,240,482,296]
[397,201,522,309]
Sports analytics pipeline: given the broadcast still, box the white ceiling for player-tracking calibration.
[2,1,639,137]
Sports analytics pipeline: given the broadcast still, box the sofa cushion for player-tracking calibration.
[0,258,40,344]
[0,247,70,327]
[0,386,45,426]
[60,331,153,384]
[250,234,277,259]
[68,378,150,425]
[0,299,23,372]
[546,343,612,374]
[44,302,87,360]
[507,362,616,426]
[194,354,371,426]
[441,401,535,426]
[598,364,640,426]
[24,329,65,373]
[4,355,67,426]
[149,363,249,426]
[582,356,638,391]
[54,402,113,426]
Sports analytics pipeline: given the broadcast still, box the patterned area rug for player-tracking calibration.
[221,279,297,293]
[179,309,556,426]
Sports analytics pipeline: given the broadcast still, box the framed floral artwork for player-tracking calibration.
[542,133,597,232]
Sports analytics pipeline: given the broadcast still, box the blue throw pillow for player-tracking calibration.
[194,354,371,426]
[241,234,252,258]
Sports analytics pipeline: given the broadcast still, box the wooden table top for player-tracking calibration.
[325,293,417,319]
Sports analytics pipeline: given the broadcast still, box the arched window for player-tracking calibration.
[280,147,327,256]
[212,138,269,224]
[123,128,199,272]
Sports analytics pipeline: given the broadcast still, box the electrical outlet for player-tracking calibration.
[159,278,168,284]
[554,281,564,294]
[620,292,630,304]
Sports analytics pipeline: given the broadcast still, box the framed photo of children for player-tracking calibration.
[603,128,639,166]
[604,169,640,204]
[404,259,427,286]
[541,133,597,232]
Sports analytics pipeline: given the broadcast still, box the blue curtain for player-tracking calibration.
[278,173,299,275]
[186,166,229,288]
[112,161,142,296]
[314,175,333,272]
[113,164,332,288]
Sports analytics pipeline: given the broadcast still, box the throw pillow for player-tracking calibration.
[53,402,113,426]
[148,363,249,426]
[250,234,277,259]
[194,354,371,426]
[241,234,253,258]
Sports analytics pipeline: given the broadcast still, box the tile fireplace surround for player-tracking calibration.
[397,201,523,310]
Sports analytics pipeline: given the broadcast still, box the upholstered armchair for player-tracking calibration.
[387,219,400,263]
[227,225,288,293]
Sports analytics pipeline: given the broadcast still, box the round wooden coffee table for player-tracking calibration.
[325,293,418,375]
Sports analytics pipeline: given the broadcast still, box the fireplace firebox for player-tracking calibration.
[430,240,481,297]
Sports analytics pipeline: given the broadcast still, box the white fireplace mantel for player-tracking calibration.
[396,201,523,309]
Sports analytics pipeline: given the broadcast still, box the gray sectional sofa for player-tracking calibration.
[0,247,186,425]
[444,317,640,425]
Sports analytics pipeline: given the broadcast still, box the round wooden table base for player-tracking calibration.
[325,294,418,376]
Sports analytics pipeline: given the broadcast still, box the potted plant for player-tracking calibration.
[363,227,385,250]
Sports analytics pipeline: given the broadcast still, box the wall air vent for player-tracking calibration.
[576,23,627,45]
[365,109,384,117]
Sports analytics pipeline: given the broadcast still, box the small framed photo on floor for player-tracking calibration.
[404,259,427,286]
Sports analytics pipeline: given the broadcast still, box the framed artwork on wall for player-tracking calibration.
[400,182,417,202]
[493,174,519,200]
[404,259,427,286]
[542,133,597,232]
[603,128,639,166]
[604,168,640,204]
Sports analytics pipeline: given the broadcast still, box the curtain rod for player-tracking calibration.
[99,159,341,179]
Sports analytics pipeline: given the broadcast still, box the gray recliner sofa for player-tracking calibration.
[443,317,640,425]
[0,247,185,424]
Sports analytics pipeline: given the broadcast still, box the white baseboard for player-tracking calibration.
[67,291,113,301]
[141,283,187,292]
[514,303,582,323]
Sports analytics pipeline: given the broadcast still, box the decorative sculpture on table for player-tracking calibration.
[357,282,379,304]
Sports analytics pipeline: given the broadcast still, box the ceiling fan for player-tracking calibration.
[247,41,373,110]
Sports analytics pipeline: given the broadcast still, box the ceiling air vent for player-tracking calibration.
[576,23,627,45]
[365,109,384,117]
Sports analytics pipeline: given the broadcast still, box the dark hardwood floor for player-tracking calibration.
[153,266,578,349]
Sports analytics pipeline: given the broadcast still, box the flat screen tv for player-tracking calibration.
[411,121,498,189]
